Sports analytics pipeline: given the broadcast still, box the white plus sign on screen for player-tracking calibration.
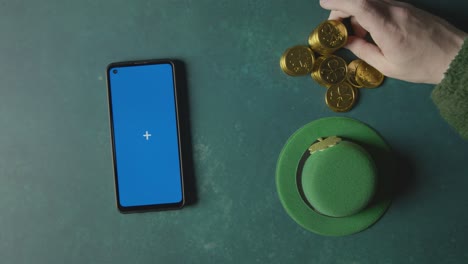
[143,131,152,140]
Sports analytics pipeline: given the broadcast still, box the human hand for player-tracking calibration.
[319,0,467,84]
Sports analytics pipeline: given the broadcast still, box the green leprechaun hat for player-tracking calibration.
[276,117,393,236]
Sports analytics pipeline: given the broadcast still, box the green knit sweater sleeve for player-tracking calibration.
[431,39,468,140]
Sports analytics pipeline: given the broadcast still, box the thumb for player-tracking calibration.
[320,0,368,17]
[320,0,381,34]
[345,36,389,74]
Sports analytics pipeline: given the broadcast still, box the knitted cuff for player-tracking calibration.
[431,38,468,140]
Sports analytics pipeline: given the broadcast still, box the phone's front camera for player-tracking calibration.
[113,69,118,74]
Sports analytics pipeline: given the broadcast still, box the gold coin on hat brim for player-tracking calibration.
[355,61,384,88]
[280,46,315,76]
[325,82,358,112]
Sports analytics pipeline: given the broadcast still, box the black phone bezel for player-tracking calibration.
[106,59,185,213]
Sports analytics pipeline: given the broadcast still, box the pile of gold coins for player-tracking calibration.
[280,20,385,112]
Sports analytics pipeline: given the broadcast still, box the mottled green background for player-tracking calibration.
[1,0,467,263]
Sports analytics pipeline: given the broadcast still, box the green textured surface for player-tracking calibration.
[1,0,468,263]
[302,141,377,218]
[276,117,392,236]
[432,38,468,140]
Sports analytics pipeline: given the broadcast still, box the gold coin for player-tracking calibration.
[279,46,315,76]
[311,56,327,87]
[309,20,348,55]
[355,61,384,88]
[347,60,364,88]
[325,82,358,112]
[311,55,347,88]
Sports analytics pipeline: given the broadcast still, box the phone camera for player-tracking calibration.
[113,69,118,74]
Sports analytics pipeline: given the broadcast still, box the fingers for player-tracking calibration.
[345,36,389,73]
[384,0,413,8]
[320,0,392,74]
[350,17,368,38]
[328,11,368,40]
[320,0,371,17]
[328,10,351,20]
[320,0,381,33]
[328,14,369,38]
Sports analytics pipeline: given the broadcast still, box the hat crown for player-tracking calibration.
[300,140,377,218]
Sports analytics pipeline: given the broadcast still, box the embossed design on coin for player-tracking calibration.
[311,55,347,87]
[309,20,348,54]
[325,82,357,112]
[320,56,347,84]
[280,46,315,76]
[355,61,384,88]
[318,22,345,48]
[347,60,364,88]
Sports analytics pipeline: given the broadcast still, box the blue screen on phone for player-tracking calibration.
[108,62,183,208]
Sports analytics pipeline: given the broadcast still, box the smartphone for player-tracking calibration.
[106,59,185,212]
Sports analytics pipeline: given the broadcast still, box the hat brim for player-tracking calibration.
[276,117,393,236]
